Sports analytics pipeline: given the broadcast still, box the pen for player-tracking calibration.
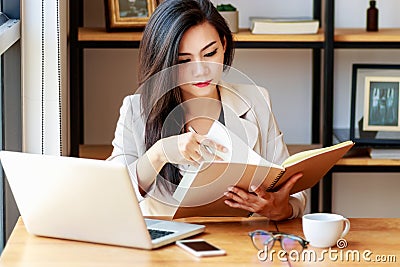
[188,126,215,155]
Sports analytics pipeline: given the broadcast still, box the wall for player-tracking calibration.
[83,0,400,217]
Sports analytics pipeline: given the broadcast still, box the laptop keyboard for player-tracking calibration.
[148,229,175,240]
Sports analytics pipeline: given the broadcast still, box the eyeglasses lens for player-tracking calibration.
[252,232,274,251]
[281,237,303,253]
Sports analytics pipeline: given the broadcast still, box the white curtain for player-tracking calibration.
[21,0,68,155]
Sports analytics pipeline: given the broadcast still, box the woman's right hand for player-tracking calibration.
[156,132,226,166]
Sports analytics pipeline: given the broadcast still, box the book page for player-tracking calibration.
[205,121,278,167]
[173,121,283,206]
[270,140,354,194]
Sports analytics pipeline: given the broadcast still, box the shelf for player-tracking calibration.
[337,157,400,166]
[326,146,400,172]
[79,27,143,42]
[78,27,400,45]
[77,27,324,48]
[287,144,322,155]
[79,144,400,170]
[334,28,400,48]
[335,28,400,42]
[79,144,113,160]
[79,144,324,160]
[234,29,324,43]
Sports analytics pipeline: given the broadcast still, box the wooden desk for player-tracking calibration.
[278,218,400,266]
[1,218,399,266]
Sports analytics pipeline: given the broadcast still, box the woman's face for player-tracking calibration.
[178,21,226,100]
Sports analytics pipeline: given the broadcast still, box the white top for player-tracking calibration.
[108,81,307,219]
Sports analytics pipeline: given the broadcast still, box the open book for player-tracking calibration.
[172,122,354,219]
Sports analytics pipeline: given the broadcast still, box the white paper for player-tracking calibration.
[173,121,279,203]
[205,121,269,166]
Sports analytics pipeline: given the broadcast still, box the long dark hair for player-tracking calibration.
[138,0,234,192]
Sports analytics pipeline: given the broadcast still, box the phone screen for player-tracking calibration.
[181,241,221,251]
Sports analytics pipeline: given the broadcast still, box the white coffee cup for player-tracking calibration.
[302,213,350,248]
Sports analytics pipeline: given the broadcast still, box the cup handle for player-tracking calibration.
[341,218,351,238]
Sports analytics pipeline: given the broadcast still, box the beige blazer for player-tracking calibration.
[108,81,307,218]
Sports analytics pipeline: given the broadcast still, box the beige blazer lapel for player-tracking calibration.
[219,82,259,152]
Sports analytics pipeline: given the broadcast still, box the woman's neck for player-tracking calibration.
[181,86,221,115]
[181,87,222,134]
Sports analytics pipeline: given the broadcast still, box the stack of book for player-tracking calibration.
[369,148,400,159]
[250,17,319,34]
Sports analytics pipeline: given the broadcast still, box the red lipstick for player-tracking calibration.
[193,80,212,88]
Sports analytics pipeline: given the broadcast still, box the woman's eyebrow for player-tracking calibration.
[178,41,217,56]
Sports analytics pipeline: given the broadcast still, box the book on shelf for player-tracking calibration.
[172,121,354,219]
[369,148,400,159]
[250,17,319,34]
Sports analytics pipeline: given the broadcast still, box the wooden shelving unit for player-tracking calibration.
[79,144,113,160]
[70,0,400,213]
[79,144,323,160]
[78,27,400,43]
[335,28,400,42]
[321,0,400,212]
[78,144,400,170]
[78,27,324,43]
[78,27,143,42]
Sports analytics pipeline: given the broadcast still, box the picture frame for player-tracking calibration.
[350,64,400,147]
[105,0,158,31]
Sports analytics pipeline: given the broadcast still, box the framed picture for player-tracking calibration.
[105,0,158,31]
[350,64,400,147]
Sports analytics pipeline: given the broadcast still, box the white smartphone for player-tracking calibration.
[176,239,226,257]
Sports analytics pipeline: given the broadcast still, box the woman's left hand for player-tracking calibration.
[223,173,303,221]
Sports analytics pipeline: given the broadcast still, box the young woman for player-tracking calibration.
[108,0,306,221]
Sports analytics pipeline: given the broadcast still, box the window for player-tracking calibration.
[0,0,21,250]
[1,0,67,250]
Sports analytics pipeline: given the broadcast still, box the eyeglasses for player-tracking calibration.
[249,230,309,253]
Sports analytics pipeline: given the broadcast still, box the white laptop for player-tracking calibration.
[0,151,205,249]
